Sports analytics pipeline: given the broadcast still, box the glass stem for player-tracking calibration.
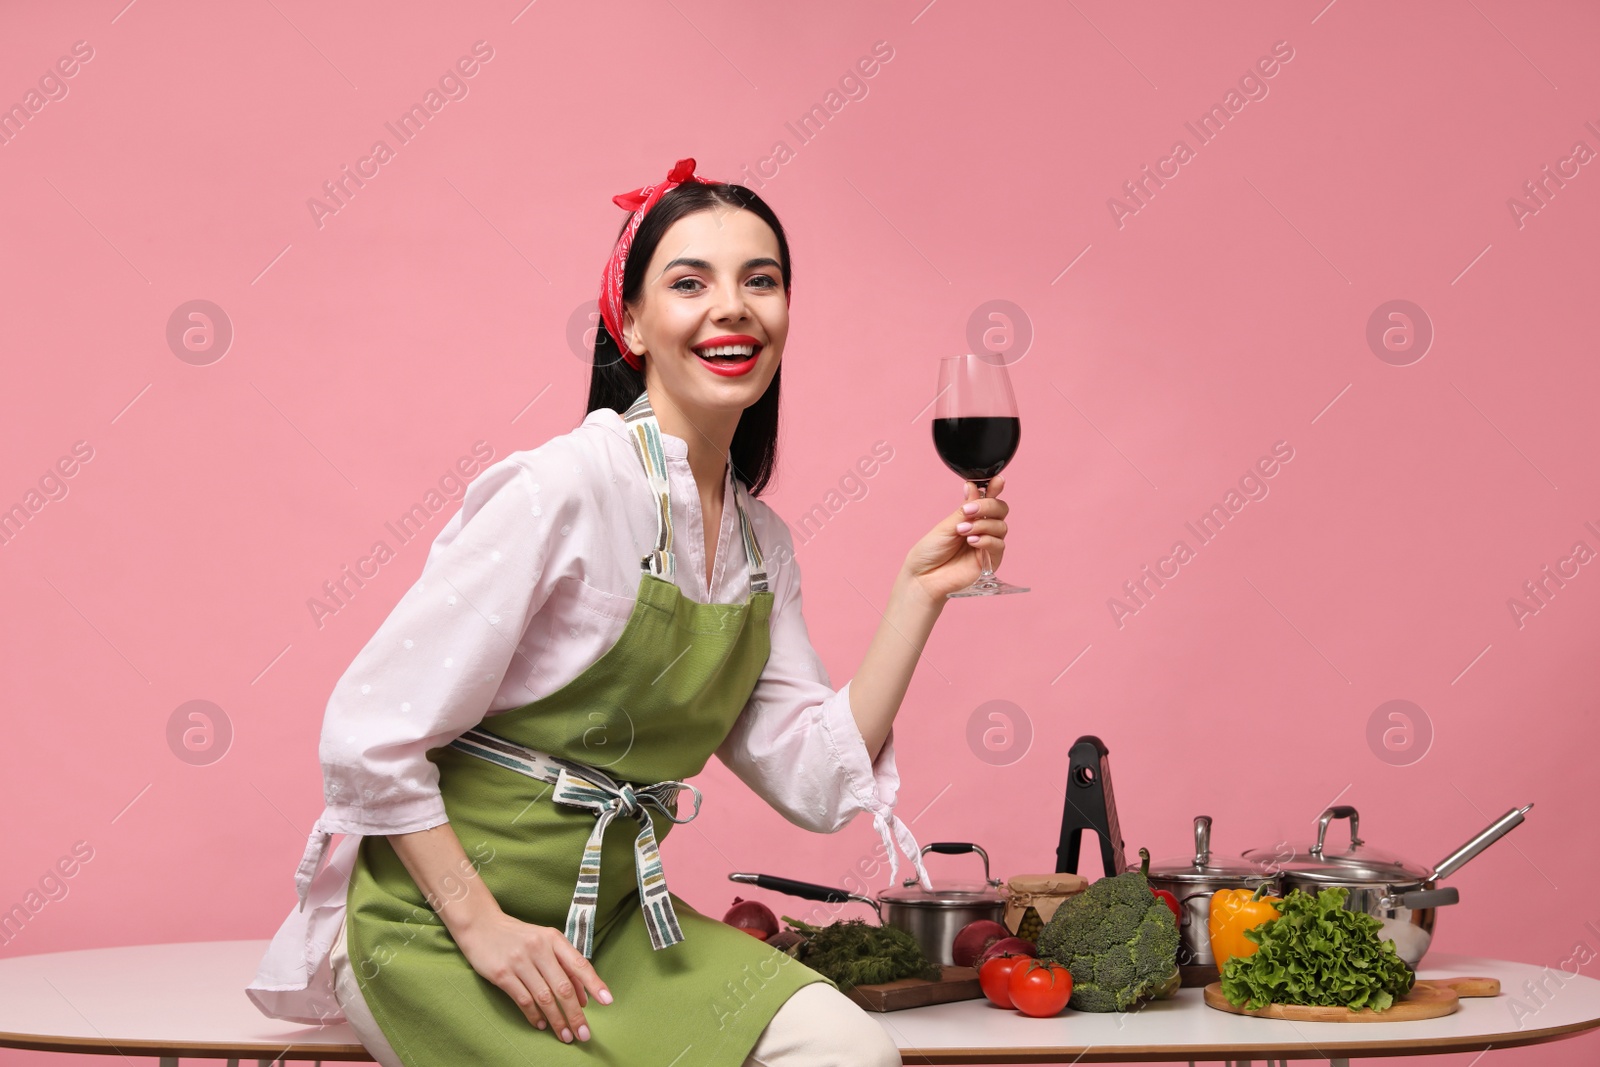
[972,481,996,581]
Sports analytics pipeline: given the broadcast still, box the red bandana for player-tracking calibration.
[597,157,789,371]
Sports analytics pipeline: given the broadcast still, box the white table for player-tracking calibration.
[0,943,1595,1065]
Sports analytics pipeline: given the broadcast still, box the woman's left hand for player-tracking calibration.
[902,474,1011,602]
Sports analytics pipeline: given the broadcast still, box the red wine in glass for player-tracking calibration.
[931,417,1020,483]
[931,354,1028,597]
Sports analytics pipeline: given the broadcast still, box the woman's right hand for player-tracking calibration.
[453,909,613,1042]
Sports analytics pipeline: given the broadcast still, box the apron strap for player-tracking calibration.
[622,391,768,595]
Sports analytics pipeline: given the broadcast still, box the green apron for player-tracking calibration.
[342,390,837,1066]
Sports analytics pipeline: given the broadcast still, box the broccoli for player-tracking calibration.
[1035,861,1180,1012]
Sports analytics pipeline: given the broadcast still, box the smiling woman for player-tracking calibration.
[253,157,1016,1067]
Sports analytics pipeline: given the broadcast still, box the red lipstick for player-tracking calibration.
[691,335,763,377]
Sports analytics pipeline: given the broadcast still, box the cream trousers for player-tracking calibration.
[331,916,902,1066]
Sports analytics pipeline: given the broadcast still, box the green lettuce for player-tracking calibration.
[1220,886,1415,1011]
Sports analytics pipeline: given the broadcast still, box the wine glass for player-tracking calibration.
[931,353,1028,597]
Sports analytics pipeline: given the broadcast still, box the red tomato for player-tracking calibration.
[1007,959,1073,1018]
[978,954,1025,1009]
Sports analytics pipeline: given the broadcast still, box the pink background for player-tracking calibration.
[3,1,1598,1064]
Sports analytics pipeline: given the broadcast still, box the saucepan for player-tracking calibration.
[730,842,1008,967]
[1238,803,1533,967]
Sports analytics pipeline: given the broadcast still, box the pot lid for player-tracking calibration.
[1241,805,1431,884]
[880,842,1009,906]
[879,880,1009,907]
[1142,816,1277,884]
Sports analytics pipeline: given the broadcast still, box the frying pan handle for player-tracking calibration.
[728,872,884,922]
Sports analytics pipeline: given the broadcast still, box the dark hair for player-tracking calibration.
[585,181,791,496]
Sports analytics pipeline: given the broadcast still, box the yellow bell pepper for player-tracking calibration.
[1209,883,1282,975]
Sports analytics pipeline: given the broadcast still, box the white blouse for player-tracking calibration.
[246,404,932,1025]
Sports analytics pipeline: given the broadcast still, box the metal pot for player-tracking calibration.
[1142,815,1279,986]
[1241,802,1532,968]
[730,842,1008,967]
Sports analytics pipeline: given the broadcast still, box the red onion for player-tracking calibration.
[722,896,779,938]
[951,919,1013,968]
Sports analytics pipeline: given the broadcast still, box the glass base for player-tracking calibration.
[947,576,1030,598]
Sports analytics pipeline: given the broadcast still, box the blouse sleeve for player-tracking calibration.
[291,445,583,908]
[712,505,934,892]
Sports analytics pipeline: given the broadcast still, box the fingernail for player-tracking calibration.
[967,535,980,544]
[962,502,979,515]
[579,1024,592,1041]
[599,989,613,1004]
[561,1028,573,1042]
[955,521,973,533]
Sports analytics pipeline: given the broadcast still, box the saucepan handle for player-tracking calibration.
[1407,887,1460,908]
[1430,804,1533,881]
[728,872,884,922]
[1385,886,1460,909]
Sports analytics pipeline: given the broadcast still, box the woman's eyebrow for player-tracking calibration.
[662,256,781,272]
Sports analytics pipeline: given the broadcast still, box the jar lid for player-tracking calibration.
[1003,873,1088,897]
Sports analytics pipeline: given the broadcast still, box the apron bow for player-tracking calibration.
[551,762,703,958]
[444,728,707,959]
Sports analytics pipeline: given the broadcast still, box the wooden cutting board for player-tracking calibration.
[1203,975,1500,1022]
[843,965,984,1013]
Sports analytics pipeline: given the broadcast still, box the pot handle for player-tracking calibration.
[1193,815,1212,868]
[1430,803,1533,881]
[1386,886,1460,909]
[1312,805,1365,857]
[728,873,885,923]
[910,842,999,887]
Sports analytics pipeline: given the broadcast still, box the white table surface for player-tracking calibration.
[873,952,1600,1063]
[0,942,1595,1064]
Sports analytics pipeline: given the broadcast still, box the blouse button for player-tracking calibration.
[560,523,572,535]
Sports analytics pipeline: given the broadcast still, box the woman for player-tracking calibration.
[246,158,1012,1066]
